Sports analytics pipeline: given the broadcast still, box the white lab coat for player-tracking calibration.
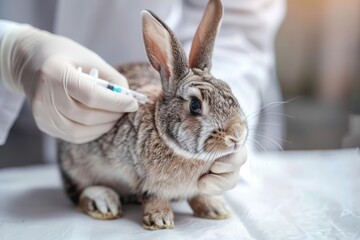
[0,0,285,153]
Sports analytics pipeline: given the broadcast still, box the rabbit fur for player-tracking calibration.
[59,0,248,230]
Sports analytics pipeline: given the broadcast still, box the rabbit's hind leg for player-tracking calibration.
[78,186,122,220]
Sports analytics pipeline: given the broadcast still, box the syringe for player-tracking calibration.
[77,67,149,104]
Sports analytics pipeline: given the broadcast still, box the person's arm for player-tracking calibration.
[0,20,25,145]
[0,21,139,144]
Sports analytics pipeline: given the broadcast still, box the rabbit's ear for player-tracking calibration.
[189,0,223,70]
[142,10,189,96]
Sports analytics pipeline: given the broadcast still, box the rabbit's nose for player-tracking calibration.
[229,123,243,137]
[224,122,247,147]
[231,123,243,139]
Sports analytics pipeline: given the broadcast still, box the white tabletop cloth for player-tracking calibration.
[0,149,359,240]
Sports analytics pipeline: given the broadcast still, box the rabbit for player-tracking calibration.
[58,0,248,230]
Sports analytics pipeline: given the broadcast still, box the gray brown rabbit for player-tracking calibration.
[59,0,248,230]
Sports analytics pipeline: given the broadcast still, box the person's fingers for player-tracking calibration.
[198,171,240,196]
[64,64,138,113]
[74,47,129,88]
[91,60,129,88]
[55,92,122,126]
[210,147,247,174]
[35,116,116,144]
[32,98,116,143]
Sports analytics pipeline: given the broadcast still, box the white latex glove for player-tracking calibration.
[198,147,247,195]
[0,25,138,143]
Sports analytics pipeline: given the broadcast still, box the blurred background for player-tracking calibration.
[277,0,360,150]
[0,0,359,168]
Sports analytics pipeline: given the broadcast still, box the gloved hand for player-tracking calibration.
[0,25,138,143]
[198,147,247,195]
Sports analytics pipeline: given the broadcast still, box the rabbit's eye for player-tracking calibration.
[190,98,202,115]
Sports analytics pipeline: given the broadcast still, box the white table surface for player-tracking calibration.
[0,149,359,240]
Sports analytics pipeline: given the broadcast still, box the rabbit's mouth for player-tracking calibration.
[224,136,244,150]
[224,131,248,152]
[234,143,240,151]
[202,140,245,161]
[204,123,248,156]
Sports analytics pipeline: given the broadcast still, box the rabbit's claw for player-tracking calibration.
[143,210,175,230]
[78,186,122,220]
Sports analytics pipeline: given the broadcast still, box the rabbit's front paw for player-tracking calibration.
[143,210,174,230]
[78,186,122,220]
[142,197,174,230]
[189,195,230,220]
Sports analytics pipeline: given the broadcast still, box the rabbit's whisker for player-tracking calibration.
[246,122,283,128]
[252,133,291,145]
[246,138,267,153]
[242,97,301,124]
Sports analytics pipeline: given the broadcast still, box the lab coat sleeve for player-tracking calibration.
[0,20,25,145]
[175,0,286,149]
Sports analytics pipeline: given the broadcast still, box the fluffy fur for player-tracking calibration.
[59,0,248,230]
